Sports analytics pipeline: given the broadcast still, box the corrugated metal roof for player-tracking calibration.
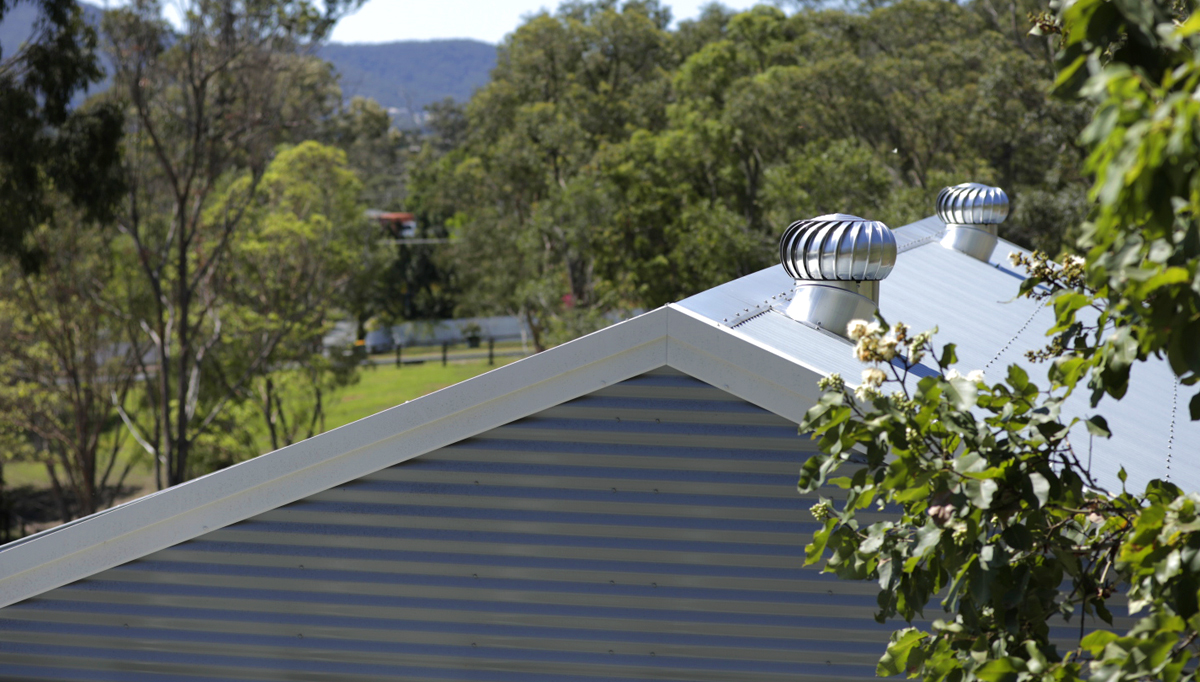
[0,216,1169,680]
[0,368,1139,680]
[0,369,899,681]
[675,218,1200,496]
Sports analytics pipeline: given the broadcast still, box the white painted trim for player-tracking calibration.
[665,305,824,424]
[0,308,670,608]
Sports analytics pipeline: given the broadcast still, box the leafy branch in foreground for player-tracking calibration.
[800,318,1200,682]
[1048,0,1200,415]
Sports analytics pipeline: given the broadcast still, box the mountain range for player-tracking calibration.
[0,3,497,125]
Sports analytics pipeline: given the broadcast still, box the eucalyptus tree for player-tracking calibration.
[0,213,145,520]
[414,0,675,350]
[0,0,124,269]
[102,0,360,487]
[203,141,363,464]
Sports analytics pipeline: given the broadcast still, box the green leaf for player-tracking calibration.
[804,519,836,566]
[975,657,1022,682]
[1006,364,1029,392]
[1085,415,1111,438]
[939,343,958,369]
[964,478,998,508]
[945,377,978,411]
[1002,524,1033,551]
[1053,53,1088,92]
[1080,629,1120,653]
[911,523,943,561]
[1135,267,1190,296]
[1181,11,1200,36]
[798,456,825,493]
[876,628,927,677]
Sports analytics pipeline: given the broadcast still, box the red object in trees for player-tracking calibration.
[375,212,417,238]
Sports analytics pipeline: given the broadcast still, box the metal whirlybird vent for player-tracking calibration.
[936,183,1009,262]
[778,213,896,339]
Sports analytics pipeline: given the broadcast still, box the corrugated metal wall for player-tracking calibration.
[0,368,922,680]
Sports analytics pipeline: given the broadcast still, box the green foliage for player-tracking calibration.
[1043,0,1200,412]
[201,141,364,466]
[0,211,142,519]
[797,3,1200,678]
[0,0,124,269]
[102,0,362,486]
[800,318,1200,681]
[412,0,1089,349]
[325,96,412,210]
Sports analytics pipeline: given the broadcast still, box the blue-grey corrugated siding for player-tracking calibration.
[0,368,900,681]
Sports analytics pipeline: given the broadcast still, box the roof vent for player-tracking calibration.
[779,213,896,339]
[936,183,1009,262]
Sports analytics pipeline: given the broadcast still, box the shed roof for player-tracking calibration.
[0,214,1193,608]
[677,216,1198,496]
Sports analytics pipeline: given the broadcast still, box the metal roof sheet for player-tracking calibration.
[0,369,899,681]
[676,217,1199,496]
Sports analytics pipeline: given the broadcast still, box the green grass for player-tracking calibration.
[323,356,518,431]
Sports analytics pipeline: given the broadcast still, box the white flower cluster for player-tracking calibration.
[1008,250,1087,296]
[854,367,887,401]
[817,373,846,392]
[950,519,970,544]
[848,319,908,363]
[842,319,987,400]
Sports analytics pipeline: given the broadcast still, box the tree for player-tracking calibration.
[796,1,1200,680]
[417,0,1093,351]
[325,96,412,210]
[0,211,144,521]
[409,0,676,350]
[206,141,363,464]
[102,0,360,487]
[0,0,124,268]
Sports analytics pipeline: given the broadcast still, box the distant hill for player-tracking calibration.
[0,3,496,124]
[319,40,496,125]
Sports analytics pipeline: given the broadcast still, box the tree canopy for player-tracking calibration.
[0,0,123,269]
[797,0,1200,680]
[408,0,1090,350]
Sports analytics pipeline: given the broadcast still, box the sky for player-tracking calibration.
[327,0,769,45]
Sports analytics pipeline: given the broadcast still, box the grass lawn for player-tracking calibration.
[3,355,520,511]
[323,356,519,431]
